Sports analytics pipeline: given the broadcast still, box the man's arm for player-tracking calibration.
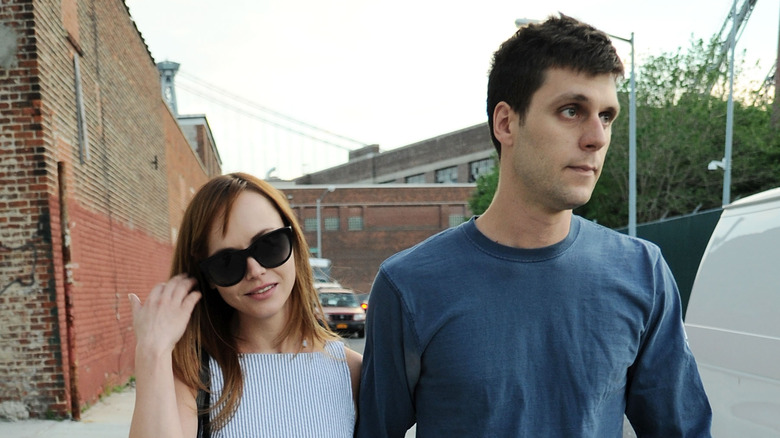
[625,257,712,437]
[355,268,418,438]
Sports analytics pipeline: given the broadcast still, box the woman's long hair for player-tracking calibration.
[169,172,335,430]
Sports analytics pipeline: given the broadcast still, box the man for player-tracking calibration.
[356,14,712,438]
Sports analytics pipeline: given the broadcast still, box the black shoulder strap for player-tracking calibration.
[196,350,211,438]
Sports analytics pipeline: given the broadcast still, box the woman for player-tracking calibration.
[129,173,361,437]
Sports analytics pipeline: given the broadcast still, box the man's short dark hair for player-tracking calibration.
[486,14,625,157]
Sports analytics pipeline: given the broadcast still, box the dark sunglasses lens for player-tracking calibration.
[251,228,293,268]
[204,252,244,287]
[201,227,293,287]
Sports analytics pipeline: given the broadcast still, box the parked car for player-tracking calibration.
[684,187,780,437]
[317,286,366,338]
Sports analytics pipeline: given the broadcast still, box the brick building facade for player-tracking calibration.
[295,123,496,185]
[0,0,219,419]
[276,184,476,293]
[285,123,492,293]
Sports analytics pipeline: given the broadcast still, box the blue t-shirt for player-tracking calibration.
[357,216,711,438]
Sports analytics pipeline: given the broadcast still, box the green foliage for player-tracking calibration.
[581,37,779,228]
[468,153,499,215]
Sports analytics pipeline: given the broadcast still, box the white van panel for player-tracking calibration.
[685,187,780,437]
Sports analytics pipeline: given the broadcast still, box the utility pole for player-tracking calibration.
[773,4,780,128]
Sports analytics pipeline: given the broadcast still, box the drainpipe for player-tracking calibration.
[58,163,80,419]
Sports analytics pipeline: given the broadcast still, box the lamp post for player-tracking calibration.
[315,186,335,258]
[515,18,637,236]
[723,0,737,206]
[608,32,637,236]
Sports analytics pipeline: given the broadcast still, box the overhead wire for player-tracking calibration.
[175,81,357,152]
[176,70,368,149]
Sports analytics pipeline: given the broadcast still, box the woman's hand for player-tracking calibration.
[128,274,201,438]
[129,274,202,355]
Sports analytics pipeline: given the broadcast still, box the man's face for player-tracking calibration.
[507,67,620,214]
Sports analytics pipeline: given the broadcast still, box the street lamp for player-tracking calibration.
[315,186,335,258]
[608,32,637,236]
[722,0,737,206]
[515,18,637,236]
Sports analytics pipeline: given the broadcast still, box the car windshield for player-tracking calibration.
[319,293,360,307]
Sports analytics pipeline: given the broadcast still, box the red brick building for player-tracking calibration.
[284,124,491,293]
[276,183,476,293]
[294,123,495,185]
[0,0,219,419]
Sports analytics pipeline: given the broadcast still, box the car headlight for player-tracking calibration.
[353,313,366,321]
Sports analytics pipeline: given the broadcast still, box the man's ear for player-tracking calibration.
[492,102,515,149]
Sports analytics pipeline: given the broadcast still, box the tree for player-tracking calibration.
[581,38,779,228]
[468,153,498,215]
[469,38,780,228]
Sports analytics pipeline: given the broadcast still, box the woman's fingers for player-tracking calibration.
[182,290,202,313]
[128,293,142,316]
[129,275,202,352]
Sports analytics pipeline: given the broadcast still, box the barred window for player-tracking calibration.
[304,217,318,232]
[348,216,364,231]
[435,166,458,184]
[469,158,495,182]
[449,214,466,227]
[405,173,425,184]
[324,217,339,231]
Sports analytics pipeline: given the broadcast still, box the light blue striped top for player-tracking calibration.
[209,340,355,437]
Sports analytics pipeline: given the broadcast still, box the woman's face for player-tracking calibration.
[205,190,296,326]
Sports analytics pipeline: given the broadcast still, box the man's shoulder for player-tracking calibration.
[381,223,467,272]
[575,216,663,258]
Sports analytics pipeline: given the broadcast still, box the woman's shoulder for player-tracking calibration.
[343,345,362,371]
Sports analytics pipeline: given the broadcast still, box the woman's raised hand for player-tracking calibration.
[128,274,202,355]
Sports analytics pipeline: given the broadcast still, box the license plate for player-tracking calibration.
[336,323,348,329]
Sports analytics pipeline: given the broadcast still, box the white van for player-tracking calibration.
[684,187,780,437]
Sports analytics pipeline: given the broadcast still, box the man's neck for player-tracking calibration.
[475,201,573,249]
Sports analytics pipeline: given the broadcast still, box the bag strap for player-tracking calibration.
[196,350,211,438]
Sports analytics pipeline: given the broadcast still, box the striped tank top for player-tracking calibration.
[209,340,355,437]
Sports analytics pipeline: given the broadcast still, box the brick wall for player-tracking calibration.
[0,0,66,419]
[279,184,475,293]
[0,0,214,419]
[165,113,213,244]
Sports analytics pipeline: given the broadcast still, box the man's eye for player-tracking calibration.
[562,107,577,118]
[600,113,614,124]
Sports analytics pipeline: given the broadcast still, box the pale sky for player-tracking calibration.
[124,0,779,179]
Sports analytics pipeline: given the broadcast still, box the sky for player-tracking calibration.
[124,0,779,180]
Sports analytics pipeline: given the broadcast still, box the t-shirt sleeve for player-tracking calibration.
[625,253,713,437]
[355,267,418,438]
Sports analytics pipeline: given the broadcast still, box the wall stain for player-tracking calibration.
[0,213,50,296]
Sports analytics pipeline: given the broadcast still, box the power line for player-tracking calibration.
[176,70,369,148]
[176,82,357,152]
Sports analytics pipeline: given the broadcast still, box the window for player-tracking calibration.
[405,174,425,184]
[435,166,458,184]
[449,214,466,227]
[348,216,364,231]
[304,218,318,232]
[324,217,339,231]
[469,158,495,182]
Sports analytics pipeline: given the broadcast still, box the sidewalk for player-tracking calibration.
[0,388,416,437]
[0,387,134,438]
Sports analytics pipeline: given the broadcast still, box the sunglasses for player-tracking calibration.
[199,226,294,287]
